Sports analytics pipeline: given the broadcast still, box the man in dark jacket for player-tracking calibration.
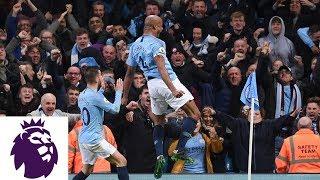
[212,63,244,118]
[293,97,320,135]
[88,16,110,44]
[300,57,320,103]
[179,0,214,42]
[5,0,47,41]
[61,85,80,114]
[256,52,302,119]
[170,45,213,107]
[101,70,139,154]
[212,108,299,173]
[128,0,173,39]
[221,38,256,75]
[15,83,40,116]
[0,43,20,97]
[170,46,212,88]
[122,85,156,173]
[216,11,257,54]
[0,85,14,116]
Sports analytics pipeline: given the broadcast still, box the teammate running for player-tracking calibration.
[122,15,201,179]
[73,68,129,180]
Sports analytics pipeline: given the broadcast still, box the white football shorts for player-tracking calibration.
[79,139,117,165]
[147,78,194,115]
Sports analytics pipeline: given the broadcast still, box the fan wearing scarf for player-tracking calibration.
[275,66,302,118]
[257,51,302,119]
[71,28,92,66]
[257,53,302,157]
[273,65,301,157]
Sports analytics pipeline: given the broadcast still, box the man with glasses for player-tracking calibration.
[40,30,55,45]
[64,66,86,92]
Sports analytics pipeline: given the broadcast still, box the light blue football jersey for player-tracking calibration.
[78,88,122,144]
[126,34,177,81]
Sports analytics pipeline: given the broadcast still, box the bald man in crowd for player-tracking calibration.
[276,116,320,173]
[102,45,117,68]
[28,93,80,131]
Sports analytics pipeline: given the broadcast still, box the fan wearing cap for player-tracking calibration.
[276,65,302,118]
[257,50,302,120]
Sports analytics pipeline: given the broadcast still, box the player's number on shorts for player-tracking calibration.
[139,56,148,69]
[82,107,91,126]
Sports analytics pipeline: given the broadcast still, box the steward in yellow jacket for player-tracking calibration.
[276,117,320,173]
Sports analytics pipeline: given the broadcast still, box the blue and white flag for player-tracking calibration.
[240,71,260,110]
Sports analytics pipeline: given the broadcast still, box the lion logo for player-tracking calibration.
[11,119,58,178]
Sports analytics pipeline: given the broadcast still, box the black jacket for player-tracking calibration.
[0,60,21,97]
[15,97,40,116]
[214,111,295,172]
[171,61,212,88]
[256,55,299,119]
[212,61,245,117]
[123,108,156,173]
[300,58,320,104]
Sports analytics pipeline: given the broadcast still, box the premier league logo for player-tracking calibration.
[10,119,58,178]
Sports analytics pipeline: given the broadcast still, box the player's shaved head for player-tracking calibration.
[144,15,163,30]
[297,116,312,130]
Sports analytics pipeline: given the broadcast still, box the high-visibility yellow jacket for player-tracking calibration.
[68,121,117,173]
[275,129,320,173]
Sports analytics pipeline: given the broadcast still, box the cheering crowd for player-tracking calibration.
[0,0,320,175]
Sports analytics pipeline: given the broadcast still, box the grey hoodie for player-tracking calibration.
[258,16,296,65]
[258,16,303,79]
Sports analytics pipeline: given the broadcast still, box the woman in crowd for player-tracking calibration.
[168,107,224,174]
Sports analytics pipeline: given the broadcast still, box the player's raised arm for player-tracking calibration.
[95,79,123,114]
[122,66,135,105]
[122,45,137,105]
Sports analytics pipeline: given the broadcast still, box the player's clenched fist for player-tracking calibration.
[172,89,184,98]
[115,78,123,91]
